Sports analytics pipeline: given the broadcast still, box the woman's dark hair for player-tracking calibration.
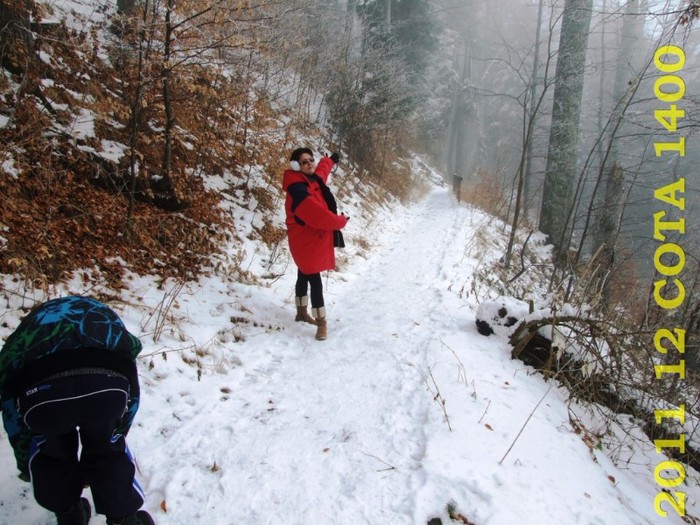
[290,147,313,162]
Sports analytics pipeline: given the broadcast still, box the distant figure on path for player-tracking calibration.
[283,147,349,340]
[453,173,463,203]
[0,296,154,525]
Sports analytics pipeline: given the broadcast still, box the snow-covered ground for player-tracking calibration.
[1,180,698,525]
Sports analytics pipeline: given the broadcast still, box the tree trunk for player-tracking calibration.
[538,0,593,260]
[593,0,644,264]
[595,162,624,304]
[152,0,186,212]
[445,39,469,177]
[606,0,643,172]
[596,0,608,171]
[117,0,136,14]
[524,0,545,212]
[345,0,357,34]
[162,0,174,182]
[124,0,151,237]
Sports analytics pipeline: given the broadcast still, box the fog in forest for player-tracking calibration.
[420,0,699,291]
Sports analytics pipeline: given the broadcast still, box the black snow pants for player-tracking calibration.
[17,371,144,518]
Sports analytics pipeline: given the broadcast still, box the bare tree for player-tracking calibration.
[591,0,646,304]
[523,0,546,210]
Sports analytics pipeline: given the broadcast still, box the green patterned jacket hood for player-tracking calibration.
[0,296,143,476]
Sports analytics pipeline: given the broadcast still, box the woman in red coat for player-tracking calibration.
[283,147,349,340]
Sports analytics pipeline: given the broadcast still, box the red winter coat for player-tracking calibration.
[282,157,349,274]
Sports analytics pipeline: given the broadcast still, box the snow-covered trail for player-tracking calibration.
[3,184,696,525]
[135,187,467,525]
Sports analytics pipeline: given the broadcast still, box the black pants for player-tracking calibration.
[295,270,324,308]
[17,372,144,518]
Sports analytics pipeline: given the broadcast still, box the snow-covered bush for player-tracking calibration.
[475,296,530,337]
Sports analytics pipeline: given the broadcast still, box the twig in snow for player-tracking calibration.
[141,280,186,343]
[498,377,556,465]
[477,400,491,424]
[427,367,452,431]
[440,338,470,392]
[361,452,396,472]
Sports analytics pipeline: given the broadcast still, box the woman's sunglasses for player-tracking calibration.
[299,157,315,166]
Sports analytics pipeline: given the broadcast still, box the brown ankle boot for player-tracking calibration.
[295,296,316,324]
[312,307,327,340]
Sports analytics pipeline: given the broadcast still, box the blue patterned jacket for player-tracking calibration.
[0,296,143,476]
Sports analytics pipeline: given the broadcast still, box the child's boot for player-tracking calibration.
[55,498,91,525]
[107,510,156,525]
